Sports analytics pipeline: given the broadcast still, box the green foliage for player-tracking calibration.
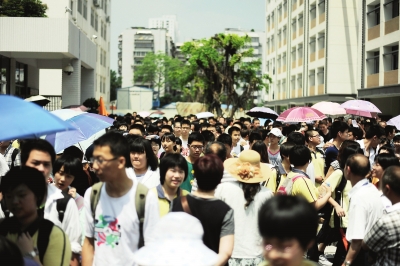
[110,70,121,101]
[82,98,99,114]
[0,0,48,17]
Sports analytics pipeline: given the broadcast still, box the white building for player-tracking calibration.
[0,0,110,109]
[149,15,178,43]
[118,27,175,105]
[225,28,267,105]
[264,0,399,116]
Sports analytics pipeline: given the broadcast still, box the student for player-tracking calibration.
[0,167,71,266]
[324,121,349,174]
[258,196,319,266]
[180,119,191,156]
[357,125,386,167]
[182,132,205,192]
[228,126,242,157]
[217,134,235,159]
[318,120,331,144]
[82,132,159,266]
[171,154,234,266]
[160,133,178,159]
[305,130,325,187]
[173,120,182,138]
[152,153,189,217]
[267,128,283,166]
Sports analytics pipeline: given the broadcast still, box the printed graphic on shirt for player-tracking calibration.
[95,215,121,248]
[181,147,189,157]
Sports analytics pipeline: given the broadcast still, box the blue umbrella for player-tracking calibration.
[45,110,114,153]
[0,95,76,140]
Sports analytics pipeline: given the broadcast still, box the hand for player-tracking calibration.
[16,232,34,255]
[69,187,77,198]
[240,140,247,146]
[315,176,323,184]
[321,183,332,196]
[323,143,334,149]
[335,205,346,217]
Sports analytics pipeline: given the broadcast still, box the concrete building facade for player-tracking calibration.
[148,15,178,43]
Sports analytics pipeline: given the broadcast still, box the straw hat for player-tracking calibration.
[132,212,218,266]
[224,150,272,183]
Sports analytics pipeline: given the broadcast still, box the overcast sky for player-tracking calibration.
[110,0,265,72]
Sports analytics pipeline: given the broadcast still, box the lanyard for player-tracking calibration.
[292,168,310,179]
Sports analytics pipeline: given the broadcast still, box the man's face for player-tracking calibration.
[129,128,143,136]
[253,120,260,128]
[92,145,123,182]
[174,122,181,136]
[219,117,225,124]
[159,129,171,138]
[244,121,251,130]
[339,130,349,141]
[309,131,321,145]
[181,124,191,137]
[209,119,216,126]
[347,131,355,141]
[231,131,241,145]
[269,134,280,145]
[25,150,52,180]
[189,141,204,159]
[319,124,327,132]
[388,129,396,140]
[207,126,217,137]
[0,140,11,148]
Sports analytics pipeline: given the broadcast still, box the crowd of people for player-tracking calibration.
[0,111,400,266]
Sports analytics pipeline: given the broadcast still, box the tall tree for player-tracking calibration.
[0,0,48,17]
[110,70,121,101]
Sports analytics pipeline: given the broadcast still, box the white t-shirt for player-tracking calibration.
[346,179,384,242]
[125,167,160,189]
[357,140,376,169]
[215,179,273,258]
[231,143,241,157]
[0,154,9,181]
[84,180,159,266]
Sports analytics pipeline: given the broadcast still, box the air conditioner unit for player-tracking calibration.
[93,0,101,8]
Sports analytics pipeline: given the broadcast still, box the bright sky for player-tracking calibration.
[110,0,265,72]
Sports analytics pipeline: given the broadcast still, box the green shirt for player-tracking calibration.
[180,160,193,192]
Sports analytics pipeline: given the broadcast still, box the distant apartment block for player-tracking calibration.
[149,15,178,43]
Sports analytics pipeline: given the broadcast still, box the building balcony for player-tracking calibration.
[311,18,317,29]
[278,67,281,74]
[385,17,399,35]
[309,85,316,96]
[283,65,287,72]
[298,88,303,97]
[368,24,380,41]
[291,88,296,97]
[310,52,316,62]
[319,13,325,24]
[284,11,287,18]
[367,73,379,88]
[292,32,297,40]
[292,61,297,69]
[283,92,286,99]
[318,48,325,59]
[283,39,287,45]
[299,27,303,36]
[384,70,399,86]
[279,16,283,23]
[292,3,297,11]
[299,0,303,6]
[318,84,324,94]
[298,57,303,66]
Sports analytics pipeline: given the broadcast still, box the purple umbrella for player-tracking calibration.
[387,115,400,130]
[340,100,381,118]
[246,107,279,119]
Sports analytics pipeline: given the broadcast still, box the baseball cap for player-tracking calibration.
[268,128,283,137]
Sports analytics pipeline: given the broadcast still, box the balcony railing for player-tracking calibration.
[367,73,379,88]
[292,32,297,40]
[310,52,316,62]
[299,27,303,36]
[309,85,315,96]
[318,48,325,59]
[292,3,297,11]
[283,65,287,72]
[385,17,399,35]
[292,61,297,69]
[311,18,316,29]
[384,70,399,85]
[318,84,324,94]
[298,57,303,66]
[368,24,380,41]
[298,88,303,97]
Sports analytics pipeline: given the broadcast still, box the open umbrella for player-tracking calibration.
[340,100,381,118]
[138,111,151,118]
[246,107,279,119]
[387,115,400,130]
[277,107,327,123]
[0,95,76,140]
[196,112,214,119]
[45,109,114,153]
[311,102,346,116]
[25,95,51,107]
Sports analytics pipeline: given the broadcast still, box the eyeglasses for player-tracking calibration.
[174,127,181,129]
[189,145,204,150]
[312,134,320,138]
[265,244,293,256]
[91,157,118,165]
[181,127,190,130]
[151,143,160,147]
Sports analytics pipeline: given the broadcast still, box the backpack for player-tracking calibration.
[333,169,348,228]
[262,165,282,192]
[90,182,148,248]
[10,148,19,169]
[56,191,72,223]
[276,174,306,196]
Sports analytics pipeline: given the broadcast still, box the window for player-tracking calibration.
[15,62,28,98]
[104,0,108,15]
[100,22,104,38]
[367,4,380,26]
[70,0,74,15]
[384,45,399,70]
[393,46,399,70]
[90,8,95,27]
[103,51,107,66]
[78,0,82,14]
[83,0,87,19]
[103,23,106,40]
[309,71,315,86]
[0,55,11,95]
[384,0,399,19]
[100,49,103,66]
[251,37,259,43]
[95,12,98,31]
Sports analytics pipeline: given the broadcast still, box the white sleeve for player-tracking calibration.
[84,187,95,238]
[143,190,159,245]
[306,163,315,185]
[62,198,82,253]
[0,155,9,177]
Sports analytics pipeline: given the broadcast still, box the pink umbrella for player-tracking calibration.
[311,102,346,116]
[340,100,381,118]
[277,107,327,123]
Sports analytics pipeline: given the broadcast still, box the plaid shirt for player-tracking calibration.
[364,203,400,266]
[3,144,21,168]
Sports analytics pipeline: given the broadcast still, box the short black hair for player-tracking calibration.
[63,146,84,160]
[385,125,396,137]
[146,123,159,134]
[53,155,84,178]
[378,144,395,156]
[338,144,364,169]
[127,137,159,171]
[228,126,241,135]
[20,139,56,166]
[217,133,232,147]
[280,142,295,158]
[188,132,205,145]
[393,135,400,143]
[289,145,311,167]
[365,125,386,139]
[181,119,191,127]
[194,154,224,191]
[240,129,250,138]
[252,118,260,123]
[382,166,400,196]
[129,124,145,135]
[287,132,305,145]
[249,132,263,144]
[93,131,132,168]
[330,121,349,139]
[345,154,370,177]
[161,125,173,133]
[161,133,176,143]
[375,153,400,170]
[0,167,47,208]
[349,127,363,140]
[204,141,227,162]
[258,195,318,250]
[201,130,215,143]
[251,141,269,163]
[272,121,283,128]
[159,153,188,185]
[261,129,270,141]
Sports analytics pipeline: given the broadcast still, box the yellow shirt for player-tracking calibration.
[264,170,288,194]
[311,150,325,188]
[152,185,189,217]
[6,224,71,266]
[286,171,318,203]
[324,169,352,228]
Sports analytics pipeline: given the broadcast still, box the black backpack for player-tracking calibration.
[56,191,72,223]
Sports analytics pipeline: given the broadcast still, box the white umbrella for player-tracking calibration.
[196,111,214,119]
[138,111,152,118]
[25,95,50,107]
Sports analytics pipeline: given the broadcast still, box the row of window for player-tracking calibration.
[367,45,399,74]
[99,75,106,93]
[99,49,107,67]
[367,0,399,27]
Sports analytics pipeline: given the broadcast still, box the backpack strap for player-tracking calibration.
[37,219,54,263]
[56,191,72,224]
[10,148,19,168]
[0,199,10,218]
[90,182,104,222]
[274,166,281,191]
[135,182,148,249]
[181,196,192,215]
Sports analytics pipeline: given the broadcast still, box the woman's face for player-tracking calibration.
[263,238,308,266]
[130,151,148,171]
[54,165,75,191]
[5,184,38,219]
[162,138,174,153]
[164,167,185,190]
[372,161,384,179]
[151,141,160,156]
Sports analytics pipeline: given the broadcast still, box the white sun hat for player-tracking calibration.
[133,212,218,266]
